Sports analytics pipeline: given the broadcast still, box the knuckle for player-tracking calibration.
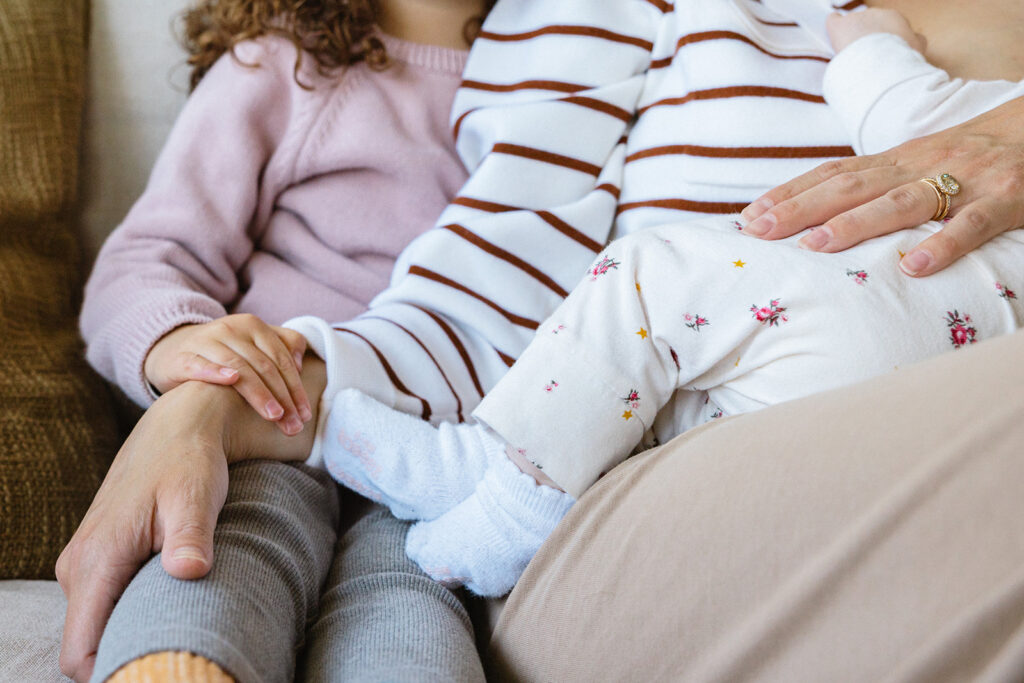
[815,159,847,181]
[884,186,920,211]
[829,172,865,194]
[253,357,277,375]
[958,208,990,235]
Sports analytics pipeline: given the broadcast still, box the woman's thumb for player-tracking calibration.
[158,479,223,580]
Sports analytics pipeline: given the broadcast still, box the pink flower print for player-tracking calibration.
[621,389,641,410]
[589,255,620,280]
[684,313,710,332]
[997,282,1017,300]
[732,220,744,231]
[551,324,567,334]
[945,310,977,348]
[847,269,868,286]
[710,410,723,419]
[750,299,788,327]
[544,380,559,392]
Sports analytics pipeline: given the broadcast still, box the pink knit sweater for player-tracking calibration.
[80,34,469,407]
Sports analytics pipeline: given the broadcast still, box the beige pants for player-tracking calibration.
[489,329,1024,682]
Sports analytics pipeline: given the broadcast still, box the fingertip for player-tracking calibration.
[741,197,773,222]
[899,248,935,277]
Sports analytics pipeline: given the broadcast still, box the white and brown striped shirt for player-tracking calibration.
[289,0,1024,466]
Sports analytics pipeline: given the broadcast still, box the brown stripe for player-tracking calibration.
[492,143,602,176]
[442,224,569,298]
[616,198,750,215]
[638,85,825,115]
[835,0,865,9]
[452,108,474,141]
[410,304,486,399]
[407,266,540,330]
[362,315,464,422]
[560,96,633,123]
[753,18,799,27]
[596,183,621,200]
[495,349,517,367]
[535,211,604,253]
[331,327,431,420]
[649,30,827,70]
[644,0,673,12]
[617,135,629,146]
[461,78,589,94]
[626,144,855,162]
[452,197,522,213]
[677,30,828,62]
[479,25,653,51]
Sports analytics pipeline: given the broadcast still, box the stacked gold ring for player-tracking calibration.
[919,173,961,221]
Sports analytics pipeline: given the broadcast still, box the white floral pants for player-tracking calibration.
[473,216,1024,497]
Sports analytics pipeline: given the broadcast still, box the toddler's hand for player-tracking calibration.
[144,313,311,434]
[826,9,926,54]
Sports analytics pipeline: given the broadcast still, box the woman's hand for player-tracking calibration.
[826,9,926,54]
[56,358,325,682]
[740,96,1024,277]
[144,313,311,434]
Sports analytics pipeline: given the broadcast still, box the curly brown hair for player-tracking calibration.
[180,0,496,91]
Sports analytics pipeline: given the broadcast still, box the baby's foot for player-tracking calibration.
[322,389,504,520]
[405,456,575,597]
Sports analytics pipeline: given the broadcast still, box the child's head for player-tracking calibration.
[180,0,495,90]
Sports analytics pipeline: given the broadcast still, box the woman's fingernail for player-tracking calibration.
[798,225,832,251]
[285,416,303,434]
[900,249,933,275]
[293,351,303,370]
[741,197,773,221]
[744,212,776,237]
[172,547,208,565]
[265,400,284,419]
[219,367,238,378]
[300,404,313,422]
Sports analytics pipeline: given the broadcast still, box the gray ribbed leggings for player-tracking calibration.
[91,461,485,683]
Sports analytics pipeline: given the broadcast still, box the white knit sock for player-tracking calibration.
[322,388,504,520]
[405,455,575,597]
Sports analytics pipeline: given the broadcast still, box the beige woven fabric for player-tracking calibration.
[0,0,119,580]
[490,330,1024,682]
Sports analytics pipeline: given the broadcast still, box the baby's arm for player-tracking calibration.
[824,10,1024,155]
[286,0,665,466]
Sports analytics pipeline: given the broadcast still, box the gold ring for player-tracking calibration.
[919,177,950,221]
[921,173,961,221]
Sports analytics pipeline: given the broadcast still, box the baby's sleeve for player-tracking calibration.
[823,32,1024,155]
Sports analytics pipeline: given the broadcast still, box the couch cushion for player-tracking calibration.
[0,580,67,682]
[0,1,119,579]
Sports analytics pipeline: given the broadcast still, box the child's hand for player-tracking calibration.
[826,9,926,54]
[144,314,311,434]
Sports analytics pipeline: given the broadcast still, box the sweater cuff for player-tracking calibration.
[87,294,225,408]
[823,33,933,155]
[283,315,399,469]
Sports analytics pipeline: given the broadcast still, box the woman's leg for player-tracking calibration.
[299,496,485,682]
[91,460,340,683]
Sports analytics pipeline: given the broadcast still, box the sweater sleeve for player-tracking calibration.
[80,39,303,407]
[823,32,1024,155]
[286,0,664,467]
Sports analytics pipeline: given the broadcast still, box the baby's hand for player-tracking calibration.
[144,313,311,434]
[826,9,926,54]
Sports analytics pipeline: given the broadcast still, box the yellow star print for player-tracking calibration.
[733,259,746,268]
[635,282,642,293]
[622,410,633,420]
[636,328,648,339]
[898,250,906,259]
